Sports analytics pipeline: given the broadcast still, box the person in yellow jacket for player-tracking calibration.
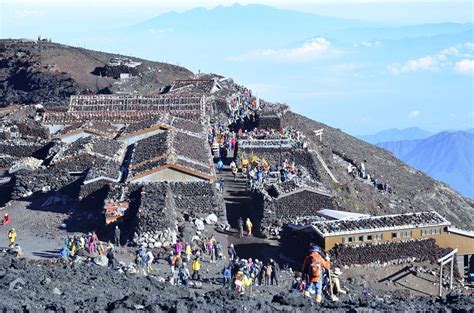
[185,242,192,262]
[8,228,17,248]
[191,258,201,280]
[246,218,253,236]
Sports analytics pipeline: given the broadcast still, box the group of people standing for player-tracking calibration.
[237,216,253,238]
[60,231,104,260]
[222,256,280,293]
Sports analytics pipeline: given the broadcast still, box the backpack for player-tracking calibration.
[307,255,322,280]
[179,268,189,280]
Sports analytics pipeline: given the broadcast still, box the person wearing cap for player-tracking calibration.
[329,267,347,301]
[8,228,17,248]
[1,213,10,225]
[301,245,330,303]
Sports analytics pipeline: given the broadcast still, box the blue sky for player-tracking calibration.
[1,0,473,135]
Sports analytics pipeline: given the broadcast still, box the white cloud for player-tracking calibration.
[15,9,45,18]
[388,42,474,75]
[149,27,173,34]
[389,55,439,75]
[454,59,474,75]
[228,37,339,62]
[354,41,381,48]
[408,110,420,119]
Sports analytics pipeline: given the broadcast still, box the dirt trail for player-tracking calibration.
[216,164,281,263]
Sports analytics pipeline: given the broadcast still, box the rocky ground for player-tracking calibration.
[0,253,472,312]
[0,39,193,107]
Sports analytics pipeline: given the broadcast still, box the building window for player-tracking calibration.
[375,233,383,240]
[402,230,412,237]
[348,237,353,243]
[366,235,373,241]
[392,232,400,239]
[421,228,441,236]
[359,236,364,242]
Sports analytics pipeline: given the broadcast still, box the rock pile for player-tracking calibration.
[0,254,472,312]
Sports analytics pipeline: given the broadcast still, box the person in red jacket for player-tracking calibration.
[301,245,330,303]
[1,214,10,226]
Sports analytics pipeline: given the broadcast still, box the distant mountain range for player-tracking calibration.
[377,131,474,199]
[359,127,433,145]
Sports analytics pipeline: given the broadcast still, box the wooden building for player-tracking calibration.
[286,211,474,276]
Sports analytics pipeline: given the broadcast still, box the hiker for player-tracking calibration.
[270,258,279,286]
[227,243,237,261]
[144,249,154,273]
[136,246,147,271]
[178,263,190,286]
[106,247,118,268]
[329,268,347,301]
[234,271,244,292]
[191,257,201,280]
[98,241,106,256]
[237,217,244,238]
[114,226,121,247]
[230,161,238,180]
[175,240,183,256]
[217,159,224,174]
[246,218,253,236]
[185,242,192,261]
[223,266,232,288]
[13,244,22,257]
[60,245,71,262]
[264,263,272,285]
[1,213,10,225]
[215,241,223,260]
[7,228,17,248]
[219,178,225,192]
[301,245,331,303]
[171,252,183,275]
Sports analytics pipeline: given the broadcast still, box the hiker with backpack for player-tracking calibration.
[301,245,331,303]
[222,266,232,289]
[178,263,190,286]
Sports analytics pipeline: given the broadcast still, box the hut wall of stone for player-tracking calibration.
[257,189,334,238]
[281,226,322,266]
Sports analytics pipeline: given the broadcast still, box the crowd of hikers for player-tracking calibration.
[163,237,347,303]
[59,231,106,260]
[227,87,261,125]
[3,210,346,303]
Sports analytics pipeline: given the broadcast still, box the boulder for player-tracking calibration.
[204,214,218,225]
[194,219,205,231]
[94,256,108,267]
